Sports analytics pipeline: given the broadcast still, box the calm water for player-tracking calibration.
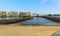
[16,17,60,25]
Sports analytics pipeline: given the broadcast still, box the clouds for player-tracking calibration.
[40,0,48,4]
[39,0,60,14]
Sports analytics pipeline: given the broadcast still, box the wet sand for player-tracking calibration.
[0,24,60,36]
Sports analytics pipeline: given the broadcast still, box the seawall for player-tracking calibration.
[0,17,33,24]
[41,16,60,22]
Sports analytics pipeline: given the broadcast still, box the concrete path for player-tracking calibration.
[52,30,60,36]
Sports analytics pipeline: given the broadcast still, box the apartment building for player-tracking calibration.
[31,13,38,17]
[19,12,31,17]
[0,11,6,17]
[7,11,18,17]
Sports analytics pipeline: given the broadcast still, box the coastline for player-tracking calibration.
[0,24,60,36]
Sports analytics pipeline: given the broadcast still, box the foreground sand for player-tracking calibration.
[0,24,60,36]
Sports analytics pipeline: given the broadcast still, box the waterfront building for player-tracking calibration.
[0,11,6,17]
[31,13,38,17]
[19,12,31,17]
[38,14,42,16]
[7,11,18,17]
[37,14,41,16]
[42,14,48,16]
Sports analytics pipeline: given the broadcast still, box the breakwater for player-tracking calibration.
[0,17,33,24]
[41,16,60,22]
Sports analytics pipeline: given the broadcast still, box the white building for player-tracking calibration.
[31,13,37,16]
[0,11,6,17]
[7,11,18,17]
[19,12,31,17]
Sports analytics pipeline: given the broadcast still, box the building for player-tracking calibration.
[0,11,6,17]
[7,11,18,17]
[37,14,45,16]
[19,12,31,17]
[31,13,38,17]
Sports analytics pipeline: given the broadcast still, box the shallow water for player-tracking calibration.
[16,17,60,25]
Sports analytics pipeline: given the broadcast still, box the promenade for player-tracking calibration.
[0,24,60,36]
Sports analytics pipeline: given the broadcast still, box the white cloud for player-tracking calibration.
[40,0,48,4]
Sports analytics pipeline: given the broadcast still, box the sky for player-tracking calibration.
[0,0,60,14]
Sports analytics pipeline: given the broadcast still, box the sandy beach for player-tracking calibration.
[0,24,60,36]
